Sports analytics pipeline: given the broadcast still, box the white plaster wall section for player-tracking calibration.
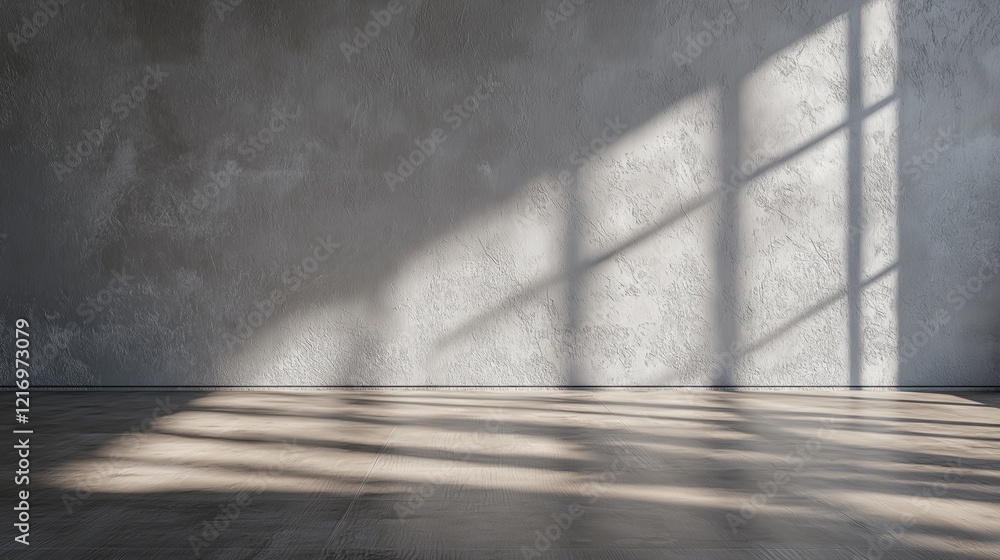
[576,89,722,385]
[862,0,899,106]
[219,297,369,386]
[578,91,719,251]
[738,12,852,386]
[212,232,365,386]
[859,0,901,280]
[856,0,902,386]
[858,91,901,387]
[3,0,998,388]
[411,197,567,386]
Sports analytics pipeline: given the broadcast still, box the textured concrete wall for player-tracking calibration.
[1,0,998,387]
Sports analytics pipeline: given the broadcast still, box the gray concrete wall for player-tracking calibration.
[1,0,998,387]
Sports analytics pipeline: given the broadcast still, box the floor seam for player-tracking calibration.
[320,424,397,556]
[593,392,633,434]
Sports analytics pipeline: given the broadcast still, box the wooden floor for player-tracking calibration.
[2,390,998,559]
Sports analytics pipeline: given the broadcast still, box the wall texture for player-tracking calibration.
[1,0,998,387]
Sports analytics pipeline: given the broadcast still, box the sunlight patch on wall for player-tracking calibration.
[860,0,900,385]
[738,12,853,385]
[573,87,723,385]
[414,184,569,385]
[862,0,899,105]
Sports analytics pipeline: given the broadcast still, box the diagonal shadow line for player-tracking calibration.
[696,262,899,382]
[744,93,896,183]
[650,261,898,386]
[433,95,897,353]
[727,261,898,366]
[433,189,718,349]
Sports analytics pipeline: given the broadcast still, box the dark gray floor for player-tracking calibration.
[1,390,998,559]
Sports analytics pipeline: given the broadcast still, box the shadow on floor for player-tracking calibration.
[1,390,998,559]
